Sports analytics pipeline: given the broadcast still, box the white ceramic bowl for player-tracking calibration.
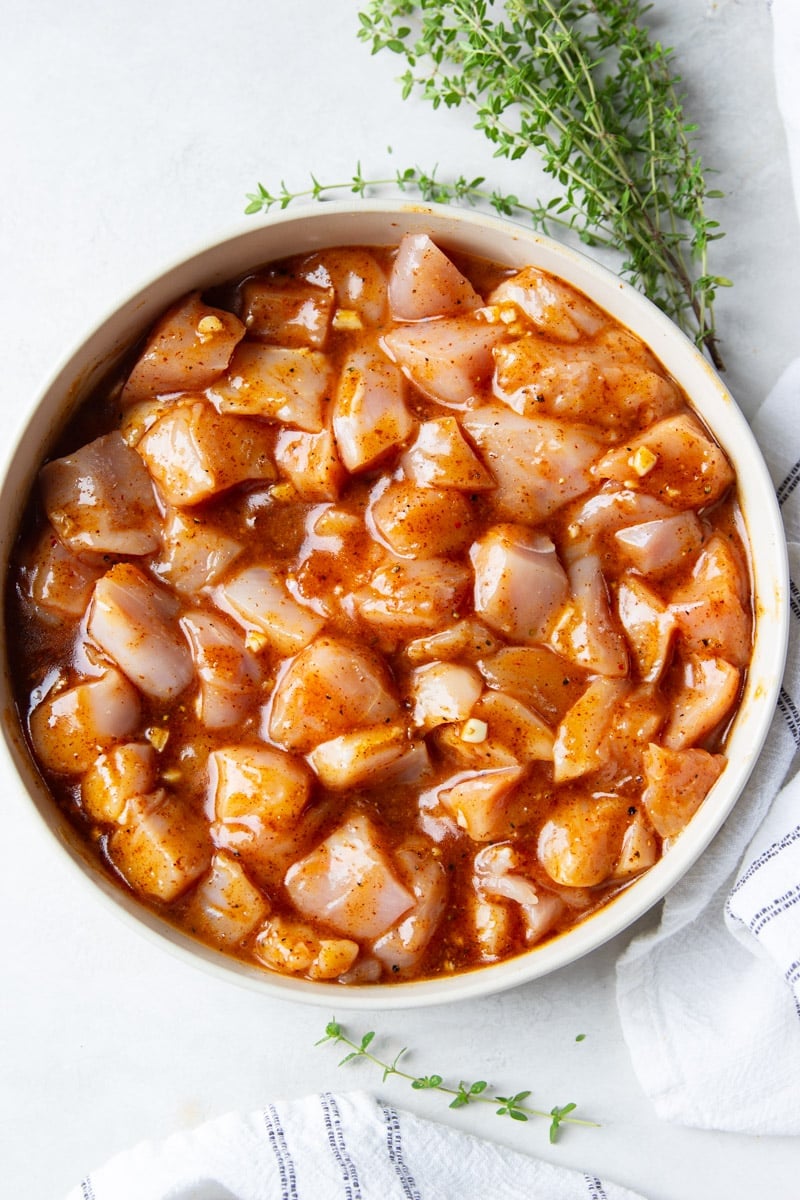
[0,201,789,1008]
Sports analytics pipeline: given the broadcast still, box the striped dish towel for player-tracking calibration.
[65,1091,645,1200]
[616,0,800,1133]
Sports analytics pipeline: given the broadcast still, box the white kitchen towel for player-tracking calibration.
[64,1090,645,1200]
[615,0,800,1134]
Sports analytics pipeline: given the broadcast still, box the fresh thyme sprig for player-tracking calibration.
[246,0,729,367]
[316,1020,598,1143]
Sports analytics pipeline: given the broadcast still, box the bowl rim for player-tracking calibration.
[0,199,789,1009]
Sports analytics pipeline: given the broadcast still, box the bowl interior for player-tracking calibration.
[0,201,789,1008]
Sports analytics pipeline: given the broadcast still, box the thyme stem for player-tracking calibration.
[246,1,730,368]
[317,1021,599,1144]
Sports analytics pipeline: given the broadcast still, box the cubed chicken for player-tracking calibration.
[381,314,505,408]
[613,813,659,879]
[614,512,703,577]
[437,765,525,841]
[616,575,677,683]
[209,343,331,432]
[474,843,566,945]
[108,791,211,902]
[563,486,675,555]
[399,416,495,491]
[471,524,569,644]
[238,277,334,348]
[470,690,555,762]
[87,563,194,701]
[409,661,483,730]
[332,345,414,471]
[388,233,483,321]
[120,292,245,405]
[273,426,346,501]
[550,554,629,677]
[355,558,471,636]
[40,432,161,557]
[210,744,312,829]
[268,636,400,753]
[489,267,606,340]
[29,667,142,775]
[372,842,447,974]
[150,508,242,595]
[593,413,735,509]
[369,479,476,558]
[538,792,630,887]
[253,914,359,980]
[285,814,415,940]
[662,654,741,749]
[299,247,389,326]
[476,645,586,725]
[552,676,631,782]
[212,565,325,657]
[493,337,607,419]
[137,400,277,506]
[180,611,261,729]
[461,407,603,524]
[669,534,751,667]
[308,723,419,791]
[81,742,158,823]
[405,618,503,666]
[23,530,104,621]
[183,852,271,946]
[642,743,726,837]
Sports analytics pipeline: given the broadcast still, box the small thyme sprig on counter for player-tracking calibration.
[317,1020,598,1143]
[246,0,729,367]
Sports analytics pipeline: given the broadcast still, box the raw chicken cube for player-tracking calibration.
[29,667,142,774]
[213,565,325,657]
[87,563,194,701]
[210,744,312,829]
[462,406,603,524]
[308,723,418,790]
[121,292,245,404]
[388,233,483,321]
[399,416,495,491]
[268,636,400,753]
[538,792,630,886]
[108,791,211,902]
[137,400,276,506]
[239,277,334,348]
[209,343,331,432]
[332,345,414,471]
[183,852,270,946]
[381,314,504,408]
[40,432,161,557]
[285,814,415,940]
[471,524,568,644]
[642,743,726,837]
[81,742,157,823]
[370,479,476,558]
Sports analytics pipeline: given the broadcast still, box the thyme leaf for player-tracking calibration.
[317,1020,598,1143]
[246,0,728,368]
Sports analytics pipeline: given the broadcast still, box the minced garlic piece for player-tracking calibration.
[245,630,270,653]
[146,726,169,751]
[628,446,658,477]
[332,309,363,330]
[461,717,489,743]
[269,482,296,502]
[196,314,224,339]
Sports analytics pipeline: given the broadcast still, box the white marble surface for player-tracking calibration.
[2,2,799,1197]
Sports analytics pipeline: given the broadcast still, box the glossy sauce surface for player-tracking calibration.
[7,236,752,984]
